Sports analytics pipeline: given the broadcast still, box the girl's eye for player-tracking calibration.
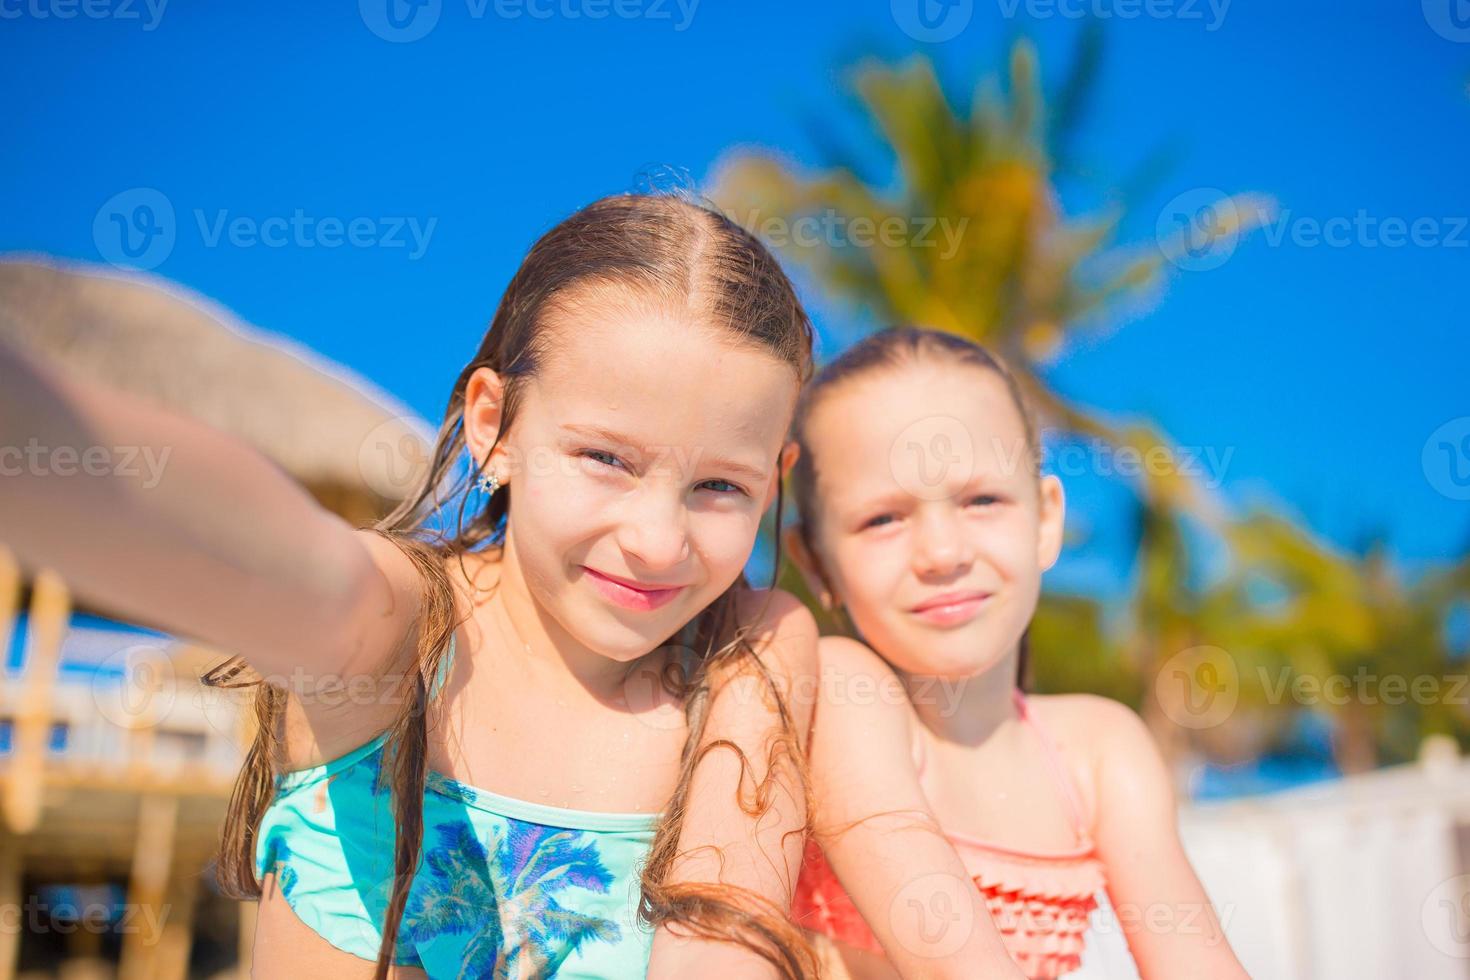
[579,452,744,495]
[579,449,625,471]
[967,494,1001,507]
[698,479,746,496]
[862,513,896,530]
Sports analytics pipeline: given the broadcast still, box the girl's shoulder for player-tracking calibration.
[734,583,817,628]
[816,634,908,697]
[1023,692,1159,758]
[816,633,897,672]
[808,636,928,799]
[1022,690,1139,728]
[813,635,916,739]
[731,586,819,660]
[1021,693,1168,831]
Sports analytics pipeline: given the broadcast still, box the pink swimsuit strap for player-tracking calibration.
[912,687,1092,846]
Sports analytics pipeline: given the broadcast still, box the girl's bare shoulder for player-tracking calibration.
[1025,692,1158,754]
[731,586,820,671]
[1023,690,1139,724]
[813,635,917,739]
[1020,693,1160,829]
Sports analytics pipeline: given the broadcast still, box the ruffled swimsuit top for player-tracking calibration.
[793,687,1105,979]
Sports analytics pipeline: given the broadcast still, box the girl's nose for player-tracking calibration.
[616,491,692,572]
[911,507,972,577]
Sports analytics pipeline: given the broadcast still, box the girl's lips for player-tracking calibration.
[908,593,990,628]
[581,566,685,612]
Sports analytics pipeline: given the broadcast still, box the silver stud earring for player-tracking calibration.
[475,465,500,495]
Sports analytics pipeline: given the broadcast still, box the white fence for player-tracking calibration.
[1074,747,1470,979]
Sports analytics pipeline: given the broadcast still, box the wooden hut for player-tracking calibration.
[0,258,434,979]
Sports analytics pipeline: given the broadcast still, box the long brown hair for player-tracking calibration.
[205,192,818,978]
[787,326,1041,690]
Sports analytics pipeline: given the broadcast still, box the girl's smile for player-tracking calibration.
[908,588,993,628]
[580,564,688,612]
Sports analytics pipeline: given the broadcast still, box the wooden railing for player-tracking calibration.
[0,544,251,980]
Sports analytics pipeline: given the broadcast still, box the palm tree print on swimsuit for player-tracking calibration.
[401,811,625,979]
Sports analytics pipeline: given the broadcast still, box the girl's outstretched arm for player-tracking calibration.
[644,588,820,980]
[1086,696,1250,979]
[0,338,419,731]
[808,637,1023,980]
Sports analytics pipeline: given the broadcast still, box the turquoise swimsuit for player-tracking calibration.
[255,634,660,978]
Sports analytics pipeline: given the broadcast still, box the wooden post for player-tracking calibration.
[0,834,20,980]
[117,794,178,980]
[4,568,70,835]
[237,900,257,978]
[0,544,21,708]
[151,853,200,980]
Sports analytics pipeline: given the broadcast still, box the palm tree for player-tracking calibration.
[1210,513,1470,773]
[713,37,1269,751]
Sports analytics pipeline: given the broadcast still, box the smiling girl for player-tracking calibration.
[0,194,822,978]
[783,328,1248,980]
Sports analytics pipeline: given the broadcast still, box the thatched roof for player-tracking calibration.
[0,256,434,506]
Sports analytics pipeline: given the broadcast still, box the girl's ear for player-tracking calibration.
[781,523,837,611]
[1036,474,1066,572]
[764,441,801,512]
[463,366,509,476]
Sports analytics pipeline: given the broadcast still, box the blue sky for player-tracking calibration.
[3,0,1467,596]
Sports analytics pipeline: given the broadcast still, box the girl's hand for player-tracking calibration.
[1086,697,1251,979]
[644,587,819,980]
[0,338,421,748]
[806,637,1024,980]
